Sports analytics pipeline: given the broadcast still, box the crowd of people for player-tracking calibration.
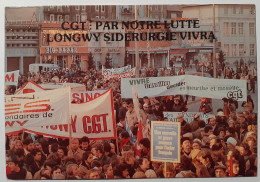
[5,61,258,179]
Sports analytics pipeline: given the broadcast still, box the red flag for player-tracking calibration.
[135,121,143,158]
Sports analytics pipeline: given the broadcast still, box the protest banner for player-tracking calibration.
[151,121,180,162]
[25,89,117,140]
[163,112,215,123]
[71,89,107,102]
[121,75,247,101]
[5,87,71,134]
[5,70,20,86]
[15,81,46,94]
[102,65,131,75]
[102,65,136,80]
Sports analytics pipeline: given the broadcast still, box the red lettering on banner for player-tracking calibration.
[5,100,50,115]
[23,100,50,113]
[85,93,94,102]
[94,93,101,98]
[82,113,109,134]
[82,115,91,134]
[5,73,14,82]
[50,125,57,130]
[71,115,77,133]
[5,121,15,127]
[5,120,28,127]
[92,115,101,133]
[72,93,80,103]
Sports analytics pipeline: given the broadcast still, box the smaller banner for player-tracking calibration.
[102,65,135,80]
[5,70,19,86]
[163,112,215,123]
[121,75,247,101]
[151,121,180,162]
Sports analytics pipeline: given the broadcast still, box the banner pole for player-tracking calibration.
[116,128,119,155]
[164,162,167,177]
[21,129,25,141]
[68,86,72,143]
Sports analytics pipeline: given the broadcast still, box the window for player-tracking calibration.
[57,6,62,12]
[250,6,255,15]
[250,44,255,56]
[75,6,80,10]
[50,14,55,21]
[95,5,99,11]
[57,15,63,22]
[238,23,243,35]
[101,5,105,12]
[232,7,236,14]
[76,14,80,22]
[50,6,54,9]
[232,44,237,56]
[249,23,255,35]
[224,22,229,35]
[224,44,229,56]
[238,7,243,14]
[96,16,99,19]
[65,15,69,21]
[231,22,236,35]
[239,44,244,56]
[224,7,228,14]
[101,16,105,19]
[82,6,86,10]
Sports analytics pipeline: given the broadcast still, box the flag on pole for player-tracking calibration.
[135,120,143,158]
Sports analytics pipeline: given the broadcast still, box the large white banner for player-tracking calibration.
[71,90,107,102]
[5,87,70,134]
[163,112,215,123]
[25,89,117,139]
[5,70,20,86]
[102,65,136,80]
[121,75,247,101]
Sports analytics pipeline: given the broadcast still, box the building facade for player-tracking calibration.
[182,4,256,66]
[5,7,43,74]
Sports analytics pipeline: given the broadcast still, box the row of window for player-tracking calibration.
[6,36,37,40]
[223,22,255,36]
[223,6,255,15]
[6,28,38,33]
[49,14,106,22]
[6,43,38,47]
[48,5,105,12]
[223,44,255,57]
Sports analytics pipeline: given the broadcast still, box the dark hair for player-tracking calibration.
[51,143,59,153]
[136,156,149,168]
[198,120,206,128]
[217,127,225,135]
[227,127,235,134]
[31,148,41,156]
[103,142,111,153]
[95,143,104,154]
[91,160,102,169]
[204,126,213,133]
[83,151,93,161]
[132,126,138,136]
[43,160,58,169]
[51,165,62,175]
[23,138,33,145]
[139,138,150,149]
[14,148,25,157]
[115,163,128,177]
[120,131,130,139]
[58,146,68,156]
[7,155,19,165]
[80,136,90,144]
[181,137,190,144]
